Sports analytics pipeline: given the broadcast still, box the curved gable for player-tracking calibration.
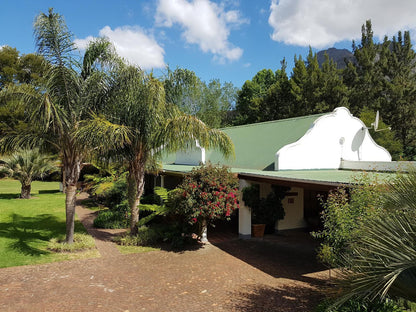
[275,107,391,170]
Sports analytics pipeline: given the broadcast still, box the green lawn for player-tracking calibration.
[0,179,99,268]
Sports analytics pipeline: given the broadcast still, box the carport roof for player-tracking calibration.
[161,164,395,190]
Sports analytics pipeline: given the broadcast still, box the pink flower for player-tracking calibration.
[192,217,197,223]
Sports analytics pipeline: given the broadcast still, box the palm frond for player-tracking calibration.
[384,170,416,211]
[81,37,119,80]
[157,114,234,158]
[336,209,416,304]
[33,8,75,67]
[75,114,132,154]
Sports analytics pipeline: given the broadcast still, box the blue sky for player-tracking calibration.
[2,0,416,88]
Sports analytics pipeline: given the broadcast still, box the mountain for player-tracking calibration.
[317,48,356,69]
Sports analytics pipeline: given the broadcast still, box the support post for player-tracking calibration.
[238,179,252,239]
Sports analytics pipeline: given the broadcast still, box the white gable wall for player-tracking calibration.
[175,140,205,166]
[275,107,391,170]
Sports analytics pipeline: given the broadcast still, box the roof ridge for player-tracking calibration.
[220,112,325,130]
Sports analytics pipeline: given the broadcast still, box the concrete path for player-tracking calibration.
[75,193,125,258]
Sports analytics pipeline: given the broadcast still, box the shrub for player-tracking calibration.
[48,233,96,252]
[93,201,130,229]
[170,162,239,238]
[84,171,128,207]
[315,298,404,312]
[312,173,388,267]
[115,226,160,246]
[113,223,196,249]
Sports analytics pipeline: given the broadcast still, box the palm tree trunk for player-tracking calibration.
[65,184,77,243]
[64,156,81,244]
[20,182,31,199]
[128,158,146,235]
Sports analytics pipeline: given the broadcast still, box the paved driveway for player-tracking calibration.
[0,201,329,312]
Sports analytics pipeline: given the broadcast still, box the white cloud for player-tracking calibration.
[268,0,416,48]
[155,0,246,62]
[74,26,165,70]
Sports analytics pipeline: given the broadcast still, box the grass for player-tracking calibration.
[0,178,99,268]
[116,245,160,254]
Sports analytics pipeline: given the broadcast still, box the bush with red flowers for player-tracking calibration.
[171,162,240,237]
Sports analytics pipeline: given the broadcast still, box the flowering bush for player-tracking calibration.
[171,162,240,236]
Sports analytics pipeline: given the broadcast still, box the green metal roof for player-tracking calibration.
[161,113,398,187]
[161,164,396,187]
[206,114,324,170]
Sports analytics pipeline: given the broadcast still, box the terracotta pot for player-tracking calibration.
[251,224,266,237]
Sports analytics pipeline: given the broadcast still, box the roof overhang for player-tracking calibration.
[237,172,347,191]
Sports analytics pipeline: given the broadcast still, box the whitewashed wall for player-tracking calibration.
[175,141,205,166]
[275,107,391,170]
[277,187,306,230]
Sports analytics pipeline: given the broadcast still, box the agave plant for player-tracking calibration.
[0,148,57,198]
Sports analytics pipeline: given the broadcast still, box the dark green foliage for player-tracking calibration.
[93,186,172,229]
[242,184,288,232]
[312,174,387,267]
[359,108,403,160]
[0,46,49,89]
[114,222,196,249]
[315,298,404,312]
[93,202,129,229]
[234,69,277,125]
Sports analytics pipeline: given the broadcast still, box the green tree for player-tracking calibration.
[0,46,20,89]
[97,64,234,234]
[234,69,276,125]
[315,53,349,113]
[198,79,237,128]
[359,108,403,160]
[0,46,49,89]
[290,55,310,116]
[260,59,295,120]
[381,31,416,159]
[348,20,384,114]
[164,67,202,116]
[164,68,237,128]
[0,9,128,243]
[0,148,56,199]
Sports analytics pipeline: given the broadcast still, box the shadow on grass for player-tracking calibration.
[0,193,21,200]
[226,284,325,312]
[39,190,61,194]
[0,213,67,256]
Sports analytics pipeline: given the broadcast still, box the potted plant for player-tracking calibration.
[242,184,287,237]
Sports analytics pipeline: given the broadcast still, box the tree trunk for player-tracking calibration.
[200,219,208,243]
[65,184,77,244]
[61,166,67,193]
[20,182,31,199]
[128,157,146,235]
[64,155,81,244]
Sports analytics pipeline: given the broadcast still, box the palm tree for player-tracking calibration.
[0,148,57,198]
[0,9,128,243]
[335,172,416,305]
[91,64,234,234]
